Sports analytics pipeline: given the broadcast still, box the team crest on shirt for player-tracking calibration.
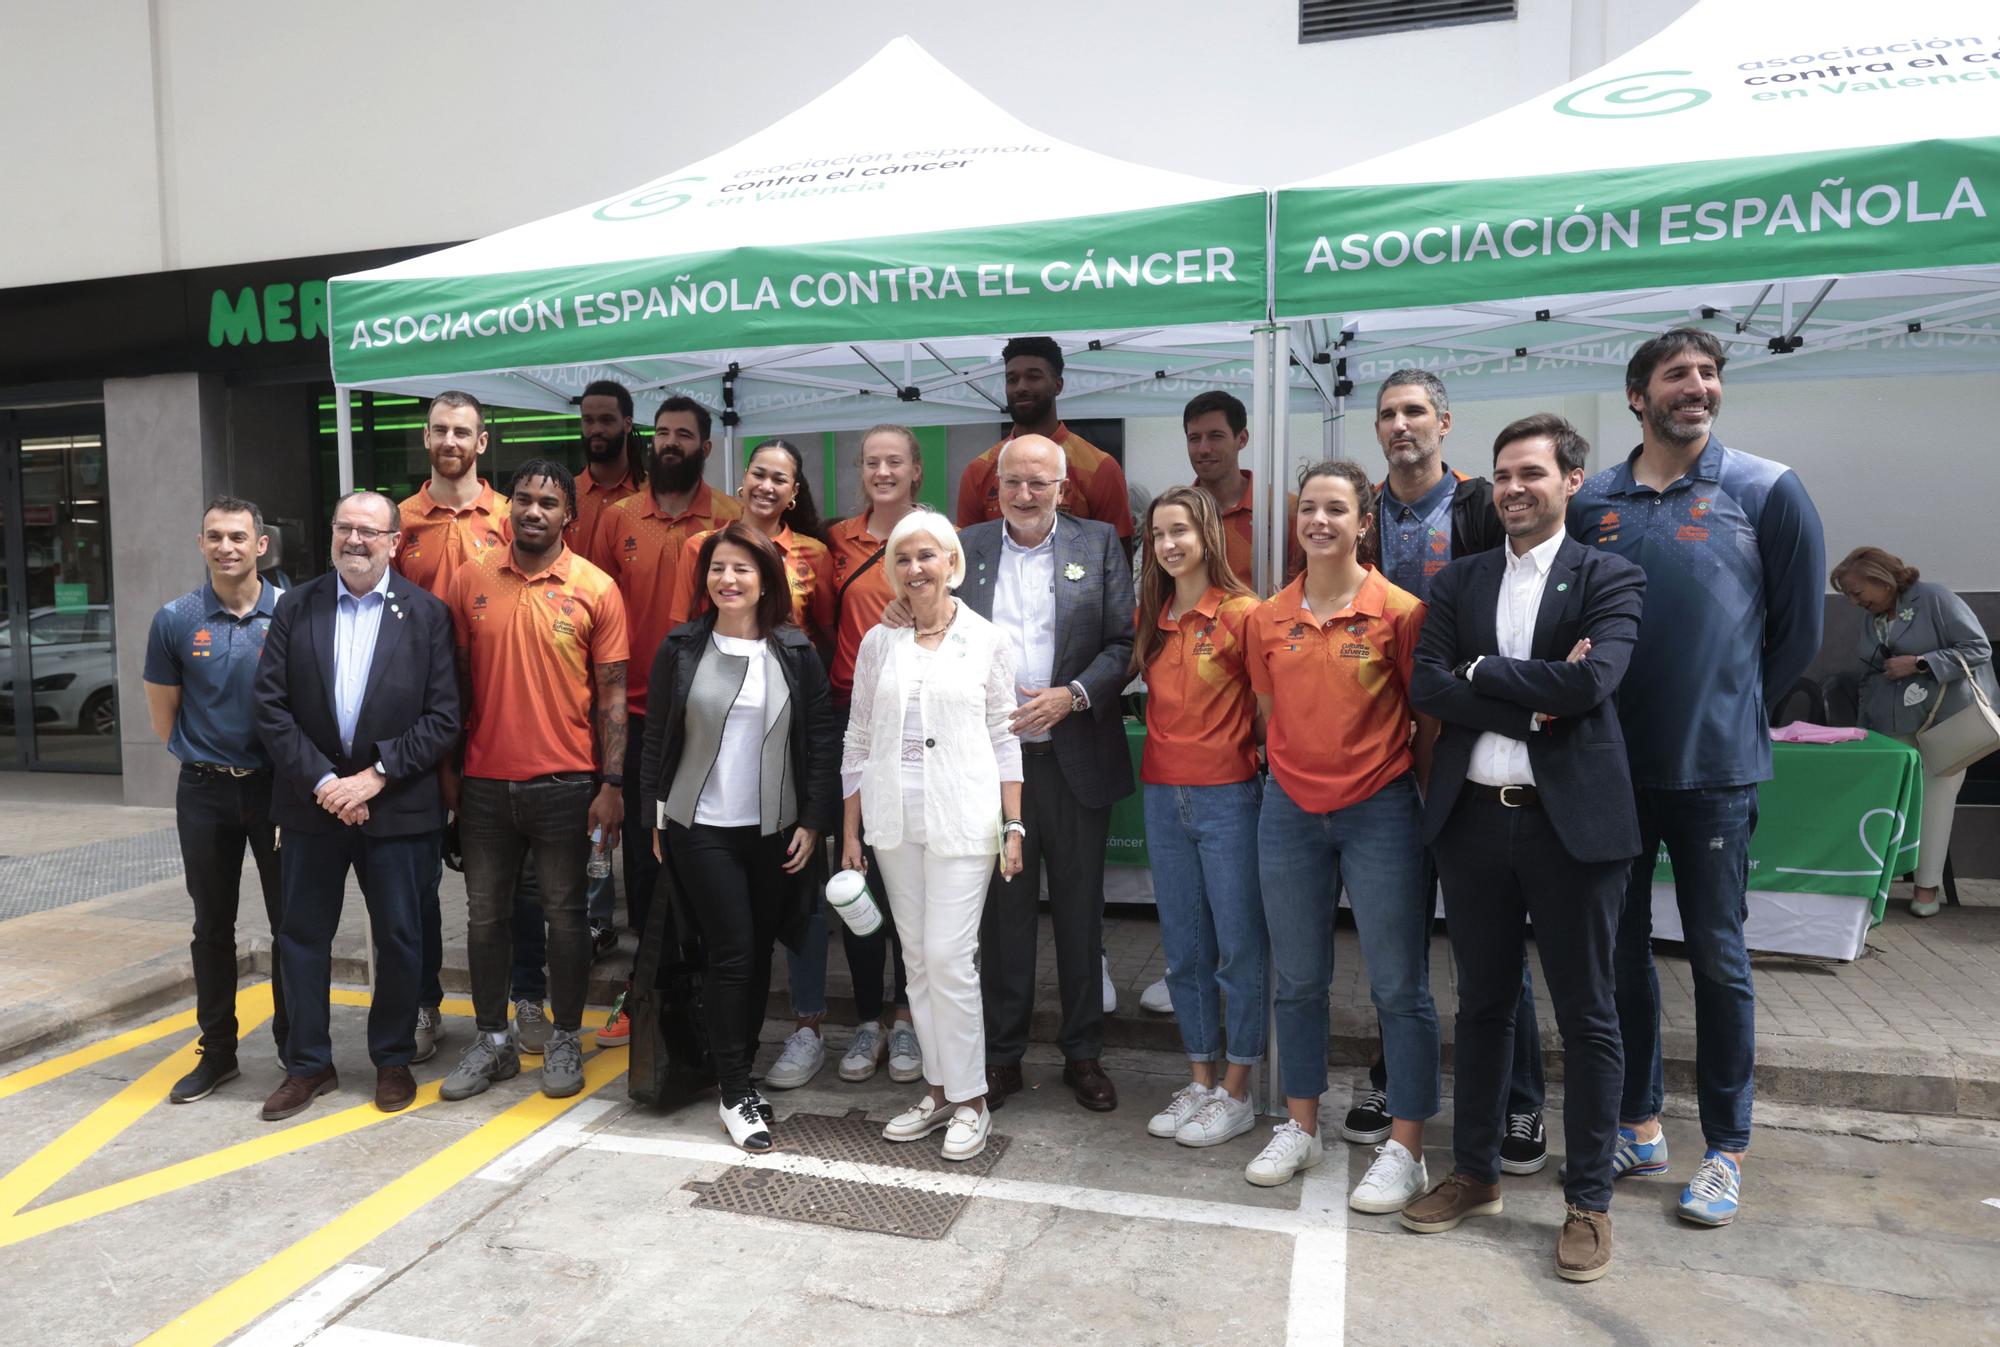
[1285,621,1310,640]
[191,627,213,658]
[1677,500,1711,543]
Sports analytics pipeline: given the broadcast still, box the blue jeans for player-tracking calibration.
[1616,785,1759,1152]
[1259,772,1439,1116]
[1144,780,1268,1064]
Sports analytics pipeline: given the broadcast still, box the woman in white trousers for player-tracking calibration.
[841,508,1023,1162]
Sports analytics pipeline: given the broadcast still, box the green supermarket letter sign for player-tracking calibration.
[208,279,329,347]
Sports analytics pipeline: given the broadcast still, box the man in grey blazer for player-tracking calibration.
[959,434,1135,1111]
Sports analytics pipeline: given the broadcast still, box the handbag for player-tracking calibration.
[626,863,717,1109]
[1915,651,2000,776]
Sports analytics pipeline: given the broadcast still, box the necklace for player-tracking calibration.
[915,600,957,639]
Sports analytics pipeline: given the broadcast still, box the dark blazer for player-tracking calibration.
[639,613,839,952]
[958,516,1135,811]
[253,568,460,837]
[1410,535,1646,864]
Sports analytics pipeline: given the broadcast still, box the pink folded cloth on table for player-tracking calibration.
[1769,722,1868,744]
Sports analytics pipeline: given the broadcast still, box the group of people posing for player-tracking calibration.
[140,324,1992,1289]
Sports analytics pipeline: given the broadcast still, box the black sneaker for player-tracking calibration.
[169,1048,240,1104]
[1501,1110,1548,1175]
[590,923,618,959]
[1340,1085,1392,1144]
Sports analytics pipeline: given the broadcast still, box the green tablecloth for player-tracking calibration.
[1654,731,1923,924]
[1108,723,1925,922]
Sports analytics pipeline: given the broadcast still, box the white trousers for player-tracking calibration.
[1897,734,1967,890]
[873,792,993,1104]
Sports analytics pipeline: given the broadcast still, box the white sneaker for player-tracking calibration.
[1101,956,1117,1014]
[719,1095,773,1151]
[942,1104,991,1162]
[882,1094,956,1142]
[886,1021,923,1084]
[1147,1082,1216,1139]
[1349,1140,1428,1213]
[840,1022,886,1082]
[1139,978,1173,1014]
[1246,1121,1323,1187]
[764,1026,825,1089]
[1177,1090,1256,1148]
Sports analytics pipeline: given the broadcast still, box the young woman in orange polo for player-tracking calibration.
[1246,460,1440,1208]
[1133,485,1269,1152]
[666,438,836,650]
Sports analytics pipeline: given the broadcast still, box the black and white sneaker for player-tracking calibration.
[1500,1110,1548,1175]
[1340,1084,1392,1144]
[720,1094,774,1151]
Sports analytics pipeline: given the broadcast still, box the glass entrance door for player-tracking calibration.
[0,406,119,772]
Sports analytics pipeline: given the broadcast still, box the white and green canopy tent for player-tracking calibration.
[325,36,1270,493]
[1270,0,2000,435]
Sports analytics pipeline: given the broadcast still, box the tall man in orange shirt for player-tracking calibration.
[396,391,512,1064]
[956,336,1134,552]
[568,379,645,566]
[588,395,740,962]
[441,459,628,1102]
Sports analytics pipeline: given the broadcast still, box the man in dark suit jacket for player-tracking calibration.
[957,433,1134,1112]
[1406,413,1646,1285]
[252,490,460,1121]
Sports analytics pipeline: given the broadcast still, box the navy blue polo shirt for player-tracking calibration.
[1569,435,1825,790]
[1377,468,1458,601]
[142,580,281,768]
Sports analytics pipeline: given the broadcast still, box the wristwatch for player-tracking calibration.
[1452,658,1478,681]
[1067,680,1089,714]
[599,773,625,789]
[373,761,389,780]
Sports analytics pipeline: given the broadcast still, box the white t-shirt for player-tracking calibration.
[897,644,937,794]
[695,632,766,827]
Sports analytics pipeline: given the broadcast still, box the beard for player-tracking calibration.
[652,446,707,493]
[1643,394,1717,445]
[584,431,626,464]
[1008,393,1055,428]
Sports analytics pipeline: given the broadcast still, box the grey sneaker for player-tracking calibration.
[513,1000,553,1056]
[887,1022,922,1084]
[764,1026,826,1090]
[541,1029,584,1099]
[840,1022,886,1082]
[439,1033,521,1101]
[412,1005,444,1064]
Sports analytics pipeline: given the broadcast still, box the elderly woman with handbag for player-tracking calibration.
[1832,546,2000,917]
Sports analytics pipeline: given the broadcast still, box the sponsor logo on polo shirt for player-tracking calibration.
[1678,502,1711,541]
[623,536,638,555]
[1338,643,1371,660]
[191,627,214,657]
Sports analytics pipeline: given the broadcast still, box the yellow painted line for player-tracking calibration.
[0,1007,201,1103]
[138,1046,629,1347]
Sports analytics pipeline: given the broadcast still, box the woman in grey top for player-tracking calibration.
[1832,546,1997,917]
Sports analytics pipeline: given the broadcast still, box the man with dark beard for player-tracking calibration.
[1569,327,1825,1229]
[568,379,645,565]
[586,396,742,1043]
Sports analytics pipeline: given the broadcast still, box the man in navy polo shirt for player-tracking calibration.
[143,495,287,1106]
[1569,328,1825,1228]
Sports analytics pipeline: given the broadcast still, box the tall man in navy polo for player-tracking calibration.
[142,496,287,1105]
[1568,327,1826,1228]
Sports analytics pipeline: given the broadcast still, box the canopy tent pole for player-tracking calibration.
[335,387,356,495]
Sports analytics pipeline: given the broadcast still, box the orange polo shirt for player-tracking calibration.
[1141,587,1260,786]
[826,512,899,703]
[589,481,742,717]
[666,523,837,644]
[568,464,642,566]
[1247,567,1425,813]
[396,480,511,599]
[450,545,629,781]
[955,422,1134,539]
[1207,471,1303,594]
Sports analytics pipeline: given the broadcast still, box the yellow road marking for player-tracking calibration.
[0,1007,201,1103]
[137,1045,629,1347]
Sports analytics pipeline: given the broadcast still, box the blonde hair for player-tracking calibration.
[1830,546,1919,596]
[883,507,967,598]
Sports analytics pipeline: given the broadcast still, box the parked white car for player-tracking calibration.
[0,605,117,736]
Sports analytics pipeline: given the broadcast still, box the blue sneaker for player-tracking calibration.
[1678,1151,1741,1226]
[1610,1125,1670,1178]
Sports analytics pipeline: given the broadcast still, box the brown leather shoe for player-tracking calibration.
[260,1066,338,1121]
[985,1062,1024,1110]
[375,1065,417,1114]
[1556,1205,1613,1282]
[1062,1058,1118,1112]
[1399,1172,1503,1233]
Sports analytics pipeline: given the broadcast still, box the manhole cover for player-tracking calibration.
[686,1111,1010,1240]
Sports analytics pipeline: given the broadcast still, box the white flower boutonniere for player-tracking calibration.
[1063,563,1086,582]
[1898,607,1916,623]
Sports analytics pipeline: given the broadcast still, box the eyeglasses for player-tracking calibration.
[332,524,393,541]
[998,477,1061,496]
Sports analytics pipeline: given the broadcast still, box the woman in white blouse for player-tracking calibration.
[841,508,1023,1161]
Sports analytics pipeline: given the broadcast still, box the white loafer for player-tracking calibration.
[882,1094,956,1142]
[720,1095,773,1152]
[942,1104,991,1162]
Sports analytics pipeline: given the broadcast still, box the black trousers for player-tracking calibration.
[1432,792,1627,1212]
[460,775,594,1035]
[667,819,791,1102]
[982,747,1110,1064]
[175,765,287,1060]
[276,826,435,1075]
[621,716,660,937]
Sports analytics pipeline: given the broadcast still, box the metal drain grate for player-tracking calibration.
[687,1111,1010,1240]
[0,828,183,921]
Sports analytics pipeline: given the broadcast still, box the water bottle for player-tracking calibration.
[587,824,612,880]
[825,868,883,936]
